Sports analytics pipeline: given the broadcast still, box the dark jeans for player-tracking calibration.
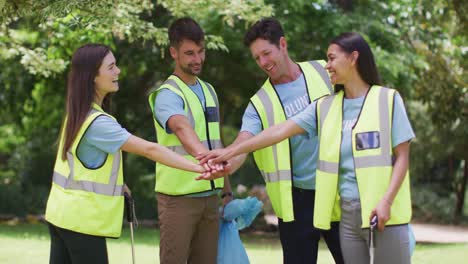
[278,188,344,264]
[48,222,108,264]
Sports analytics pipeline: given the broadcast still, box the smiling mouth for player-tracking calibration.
[112,79,119,83]
[265,65,274,72]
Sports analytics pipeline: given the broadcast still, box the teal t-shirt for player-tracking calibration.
[154,80,218,198]
[291,92,415,199]
[77,115,131,168]
[241,74,319,190]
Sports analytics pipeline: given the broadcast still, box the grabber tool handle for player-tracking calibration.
[124,192,134,223]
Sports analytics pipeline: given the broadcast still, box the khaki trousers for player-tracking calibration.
[157,193,219,264]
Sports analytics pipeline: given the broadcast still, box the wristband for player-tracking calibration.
[221,192,233,198]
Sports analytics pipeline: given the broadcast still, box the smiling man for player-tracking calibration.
[147,17,232,264]
[231,18,344,264]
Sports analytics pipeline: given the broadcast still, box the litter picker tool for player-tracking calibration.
[124,192,137,264]
[369,215,378,264]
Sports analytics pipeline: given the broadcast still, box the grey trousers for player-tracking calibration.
[340,199,411,264]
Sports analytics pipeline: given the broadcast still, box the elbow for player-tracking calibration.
[142,142,158,159]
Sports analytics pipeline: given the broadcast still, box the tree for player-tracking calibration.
[0,0,273,216]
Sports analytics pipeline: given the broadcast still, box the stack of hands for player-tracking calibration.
[195,147,238,181]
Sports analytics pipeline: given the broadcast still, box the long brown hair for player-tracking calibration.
[330,32,382,93]
[61,44,111,160]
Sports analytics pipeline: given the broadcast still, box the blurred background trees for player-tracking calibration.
[0,0,466,223]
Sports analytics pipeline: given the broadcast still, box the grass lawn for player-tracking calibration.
[0,223,467,263]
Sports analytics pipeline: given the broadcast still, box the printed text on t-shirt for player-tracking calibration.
[284,94,309,118]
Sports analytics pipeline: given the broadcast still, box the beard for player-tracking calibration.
[180,62,203,76]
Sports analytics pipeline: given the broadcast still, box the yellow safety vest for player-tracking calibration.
[314,86,412,229]
[148,75,224,195]
[45,104,124,238]
[250,60,333,221]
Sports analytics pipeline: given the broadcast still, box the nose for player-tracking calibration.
[325,60,331,70]
[192,53,203,64]
[258,56,268,68]
[115,66,121,75]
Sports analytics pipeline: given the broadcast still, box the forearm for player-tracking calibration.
[383,143,410,204]
[122,136,202,173]
[174,128,208,156]
[169,115,208,156]
[223,175,232,193]
[144,142,202,173]
[227,154,248,174]
[232,120,304,156]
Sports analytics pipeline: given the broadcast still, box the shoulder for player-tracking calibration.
[199,79,213,88]
[89,115,121,130]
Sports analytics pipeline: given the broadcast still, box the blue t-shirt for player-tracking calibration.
[241,74,319,190]
[77,115,131,168]
[154,80,218,197]
[291,92,415,199]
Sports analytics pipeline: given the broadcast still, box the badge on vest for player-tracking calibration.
[355,131,380,150]
[205,107,219,122]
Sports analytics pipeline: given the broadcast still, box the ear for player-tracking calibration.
[351,51,359,65]
[169,46,177,59]
[279,36,287,50]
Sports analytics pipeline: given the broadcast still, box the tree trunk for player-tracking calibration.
[329,0,354,12]
[454,160,467,221]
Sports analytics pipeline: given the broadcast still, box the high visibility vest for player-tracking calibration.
[148,75,224,195]
[314,86,412,229]
[250,61,333,222]
[45,104,124,238]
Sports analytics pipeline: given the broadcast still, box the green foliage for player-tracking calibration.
[0,0,466,222]
[412,185,457,223]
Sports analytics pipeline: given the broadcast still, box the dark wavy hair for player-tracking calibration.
[169,17,205,48]
[244,17,284,48]
[61,44,111,160]
[330,32,382,92]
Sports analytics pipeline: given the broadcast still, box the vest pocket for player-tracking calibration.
[205,107,219,122]
[355,131,380,150]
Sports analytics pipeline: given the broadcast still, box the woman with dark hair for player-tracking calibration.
[44,44,209,263]
[198,32,414,264]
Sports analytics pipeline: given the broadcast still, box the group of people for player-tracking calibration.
[44,16,414,264]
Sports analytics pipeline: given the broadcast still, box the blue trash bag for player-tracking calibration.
[409,224,416,256]
[222,197,263,230]
[217,220,250,264]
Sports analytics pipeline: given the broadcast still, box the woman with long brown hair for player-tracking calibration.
[44,44,208,263]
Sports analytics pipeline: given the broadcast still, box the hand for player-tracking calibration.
[196,147,237,165]
[370,197,392,231]
[221,192,233,206]
[196,160,231,181]
[123,184,132,197]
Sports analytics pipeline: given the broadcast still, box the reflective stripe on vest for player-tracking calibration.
[354,88,393,168]
[315,86,411,229]
[307,60,333,94]
[52,151,123,196]
[148,75,224,195]
[45,105,124,238]
[250,60,332,222]
[160,78,196,126]
[253,88,287,183]
[167,139,223,156]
